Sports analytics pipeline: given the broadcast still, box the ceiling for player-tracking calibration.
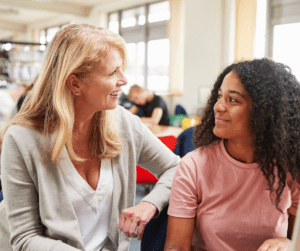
[0,0,158,40]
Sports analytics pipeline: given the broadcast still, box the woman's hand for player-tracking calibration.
[257,237,291,251]
[118,201,157,240]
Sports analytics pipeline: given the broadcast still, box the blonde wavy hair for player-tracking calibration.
[6,24,126,162]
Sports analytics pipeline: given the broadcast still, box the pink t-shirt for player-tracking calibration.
[168,140,300,251]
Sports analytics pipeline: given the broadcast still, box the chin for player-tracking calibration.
[213,128,226,139]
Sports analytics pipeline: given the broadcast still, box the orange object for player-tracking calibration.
[136,136,177,184]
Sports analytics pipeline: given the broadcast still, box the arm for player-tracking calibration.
[164,216,195,251]
[119,120,181,239]
[129,105,139,114]
[140,107,163,125]
[1,127,81,251]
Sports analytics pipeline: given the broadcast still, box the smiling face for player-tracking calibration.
[77,47,128,113]
[213,71,253,142]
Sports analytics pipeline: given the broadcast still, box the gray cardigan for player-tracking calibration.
[0,106,180,251]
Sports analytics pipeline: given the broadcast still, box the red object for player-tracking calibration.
[136,136,177,184]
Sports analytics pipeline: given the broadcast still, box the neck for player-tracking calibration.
[224,138,254,164]
[73,111,94,145]
[146,92,154,103]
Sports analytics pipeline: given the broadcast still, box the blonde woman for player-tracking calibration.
[0,24,180,251]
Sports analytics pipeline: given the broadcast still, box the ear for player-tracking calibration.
[66,74,82,96]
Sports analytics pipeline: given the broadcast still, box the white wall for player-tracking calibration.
[172,0,235,116]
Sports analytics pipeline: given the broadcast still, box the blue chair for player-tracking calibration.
[175,104,188,116]
[141,204,169,251]
[174,126,196,158]
[136,108,145,117]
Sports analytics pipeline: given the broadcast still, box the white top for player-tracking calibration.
[59,147,113,251]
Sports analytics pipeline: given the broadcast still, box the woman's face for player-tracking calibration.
[213,71,252,142]
[77,47,127,113]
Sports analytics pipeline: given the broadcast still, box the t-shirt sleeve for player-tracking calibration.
[168,154,200,218]
[287,176,300,216]
[152,96,164,109]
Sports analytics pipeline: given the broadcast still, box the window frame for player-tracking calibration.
[108,0,170,94]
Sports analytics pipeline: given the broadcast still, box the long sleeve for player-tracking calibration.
[1,126,83,251]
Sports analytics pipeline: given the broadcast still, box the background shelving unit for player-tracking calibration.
[0,41,45,89]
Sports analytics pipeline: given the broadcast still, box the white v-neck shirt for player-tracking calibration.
[60,147,113,251]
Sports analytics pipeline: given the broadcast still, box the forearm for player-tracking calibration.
[140,116,159,125]
[164,216,195,251]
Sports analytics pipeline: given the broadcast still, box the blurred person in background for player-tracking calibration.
[165,58,300,251]
[0,24,180,251]
[127,84,170,126]
[0,84,27,123]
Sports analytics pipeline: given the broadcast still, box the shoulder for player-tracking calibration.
[153,95,165,103]
[115,105,145,137]
[3,124,48,153]
[5,124,42,139]
[179,142,222,174]
[182,142,220,163]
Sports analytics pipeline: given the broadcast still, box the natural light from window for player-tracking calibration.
[273,22,300,81]
[148,1,170,23]
[147,39,169,93]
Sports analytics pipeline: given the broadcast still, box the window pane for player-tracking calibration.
[46,27,60,43]
[123,42,145,93]
[109,12,119,34]
[273,23,300,81]
[122,9,136,28]
[149,1,170,23]
[122,7,145,28]
[147,39,169,92]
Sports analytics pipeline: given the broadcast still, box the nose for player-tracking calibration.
[214,97,226,113]
[117,71,128,86]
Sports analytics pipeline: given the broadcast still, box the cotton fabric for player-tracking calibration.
[168,140,300,251]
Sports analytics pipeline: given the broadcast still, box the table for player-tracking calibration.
[147,125,184,138]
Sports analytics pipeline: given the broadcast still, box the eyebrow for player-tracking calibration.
[218,88,246,99]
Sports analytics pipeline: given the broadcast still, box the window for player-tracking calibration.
[273,23,300,80]
[266,0,300,81]
[108,1,170,94]
[39,25,63,51]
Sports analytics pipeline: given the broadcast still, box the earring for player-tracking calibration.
[75,92,78,96]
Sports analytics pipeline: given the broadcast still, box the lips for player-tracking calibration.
[110,91,120,96]
[215,116,229,123]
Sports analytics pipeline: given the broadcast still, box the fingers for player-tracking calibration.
[257,242,270,251]
[118,202,157,240]
[257,238,291,251]
[119,208,149,239]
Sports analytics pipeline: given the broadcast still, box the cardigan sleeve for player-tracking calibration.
[1,126,82,251]
[137,123,181,214]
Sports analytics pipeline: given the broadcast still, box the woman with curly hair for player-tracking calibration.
[164,58,300,251]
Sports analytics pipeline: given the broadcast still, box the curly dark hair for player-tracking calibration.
[195,58,300,211]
